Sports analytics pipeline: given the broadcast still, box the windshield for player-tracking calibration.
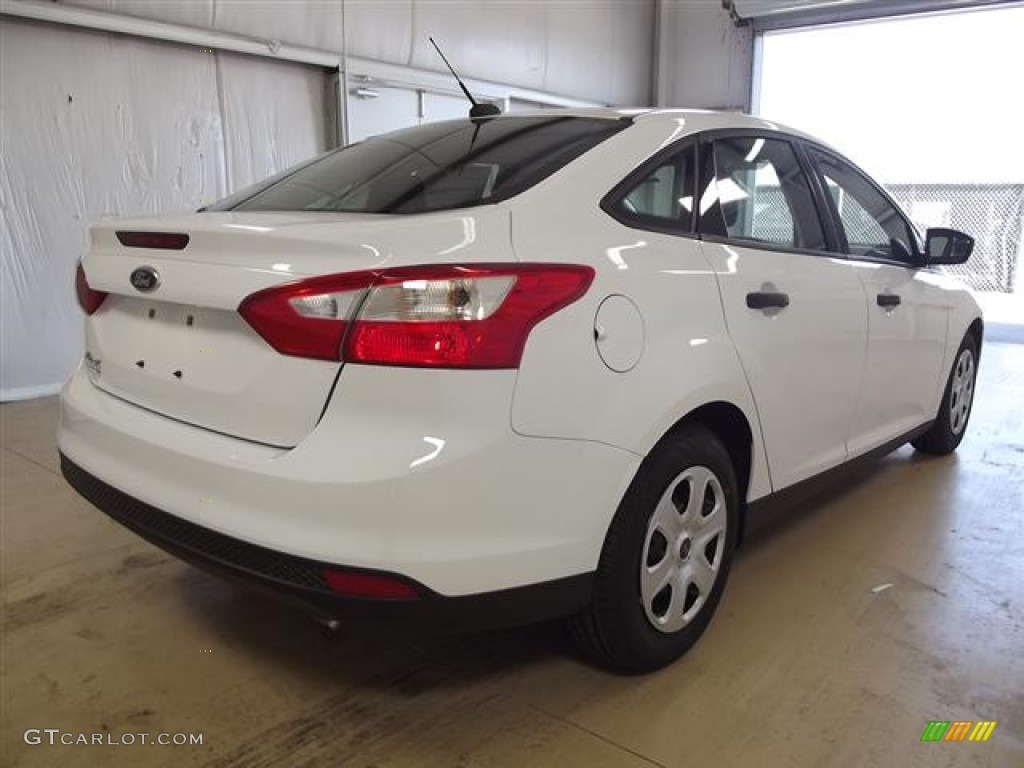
[219,116,628,215]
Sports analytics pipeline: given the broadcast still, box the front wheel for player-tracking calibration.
[568,426,739,674]
[912,333,978,455]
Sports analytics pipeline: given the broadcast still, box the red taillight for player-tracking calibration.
[238,271,374,361]
[238,264,594,368]
[116,231,189,250]
[75,263,108,315]
[322,569,420,600]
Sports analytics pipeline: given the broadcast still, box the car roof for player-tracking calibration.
[497,107,825,146]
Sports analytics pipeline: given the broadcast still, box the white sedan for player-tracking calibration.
[61,109,981,673]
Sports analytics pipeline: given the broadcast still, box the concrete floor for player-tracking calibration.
[2,342,1022,768]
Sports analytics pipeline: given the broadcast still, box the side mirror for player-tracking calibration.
[925,228,974,265]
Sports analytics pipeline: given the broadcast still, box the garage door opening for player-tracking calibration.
[753,4,1024,340]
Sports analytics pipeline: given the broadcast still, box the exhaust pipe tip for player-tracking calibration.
[312,615,342,633]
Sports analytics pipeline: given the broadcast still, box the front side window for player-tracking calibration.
[699,136,826,251]
[217,116,627,215]
[808,149,917,263]
[612,144,696,231]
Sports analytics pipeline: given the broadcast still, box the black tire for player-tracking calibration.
[568,425,739,674]
[912,332,979,455]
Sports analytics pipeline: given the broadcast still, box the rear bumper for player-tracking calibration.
[58,364,639,602]
[61,454,592,631]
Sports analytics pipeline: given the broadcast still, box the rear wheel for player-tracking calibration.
[912,333,978,455]
[569,426,738,674]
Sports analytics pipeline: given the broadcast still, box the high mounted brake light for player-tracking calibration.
[116,231,190,250]
[238,264,594,368]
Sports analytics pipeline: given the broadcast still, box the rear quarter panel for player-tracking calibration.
[506,119,772,503]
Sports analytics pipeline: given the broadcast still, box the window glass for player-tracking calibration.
[809,149,916,262]
[699,137,826,251]
[615,145,695,230]
[220,116,627,215]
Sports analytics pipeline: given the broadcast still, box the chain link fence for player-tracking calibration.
[886,184,1024,293]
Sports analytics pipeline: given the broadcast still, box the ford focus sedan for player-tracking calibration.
[60,109,981,673]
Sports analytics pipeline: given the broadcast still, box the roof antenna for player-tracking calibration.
[429,37,501,120]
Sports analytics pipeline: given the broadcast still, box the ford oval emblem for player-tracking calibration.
[130,266,160,293]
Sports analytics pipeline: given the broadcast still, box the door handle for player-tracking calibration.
[877,293,901,308]
[746,291,790,310]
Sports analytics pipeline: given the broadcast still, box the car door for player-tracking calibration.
[697,133,868,490]
[805,147,949,455]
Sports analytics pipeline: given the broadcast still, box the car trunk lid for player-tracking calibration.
[80,209,512,446]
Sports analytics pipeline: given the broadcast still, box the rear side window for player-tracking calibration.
[611,144,696,231]
[699,137,826,252]
[222,116,627,215]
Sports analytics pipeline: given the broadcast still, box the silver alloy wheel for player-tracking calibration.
[640,466,727,633]
[949,347,976,436]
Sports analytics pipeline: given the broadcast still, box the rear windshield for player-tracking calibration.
[219,116,628,215]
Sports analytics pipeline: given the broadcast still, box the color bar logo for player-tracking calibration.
[921,721,997,742]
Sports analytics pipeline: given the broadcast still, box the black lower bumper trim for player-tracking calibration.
[60,454,593,632]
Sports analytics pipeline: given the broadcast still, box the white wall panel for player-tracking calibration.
[609,0,659,105]
[544,0,656,104]
[404,1,549,91]
[62,0,215,29]
[347,88,501,143]
[218,53,327,190]
[212,0,344,52]
[342,0,413,63]
[346,0,655,105]
[63,0,655,104]
[63,0,345,51]
[656,0,752,110]
[545,2,617,100]
[0,19,326,399]
[347,87,420,143]
[422,91,475,122]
